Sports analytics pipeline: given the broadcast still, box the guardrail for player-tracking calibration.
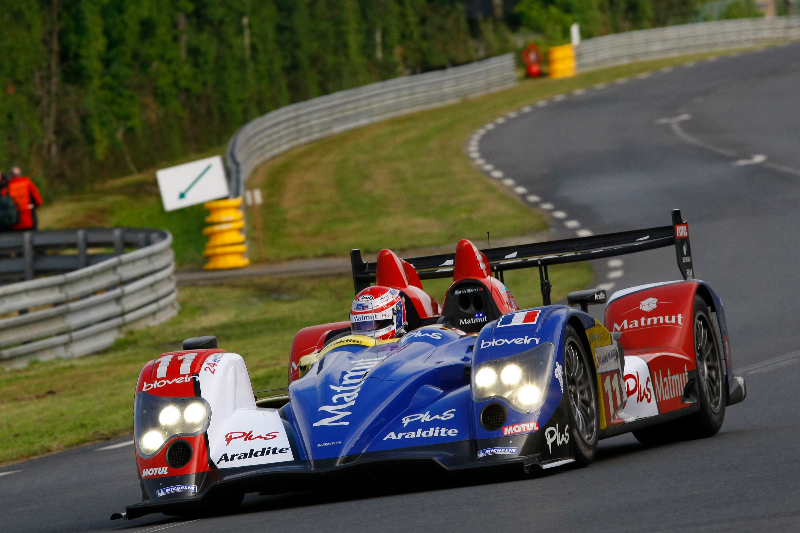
[0,228,177,369]
[225,54,517,197]
[577,17,800,71]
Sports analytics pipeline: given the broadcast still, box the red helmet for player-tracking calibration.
[350,286,406,340]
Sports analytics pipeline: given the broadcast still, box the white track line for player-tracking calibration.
[0,470,22,478]
[97,440,134,451]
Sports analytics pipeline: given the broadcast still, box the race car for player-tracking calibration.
[116,209,746,520]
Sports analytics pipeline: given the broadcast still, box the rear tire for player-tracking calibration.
[682,295,726,437]
[633,295,725,445]
[563,325,599,466]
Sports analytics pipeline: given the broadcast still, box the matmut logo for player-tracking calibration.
[640,297,658,312]
[613,314,682,331]
[497,310,540,328]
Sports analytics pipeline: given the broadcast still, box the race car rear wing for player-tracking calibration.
[351,209,694,305]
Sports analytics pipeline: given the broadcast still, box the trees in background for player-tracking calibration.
[0,0,765,191]
[0,0,504,190]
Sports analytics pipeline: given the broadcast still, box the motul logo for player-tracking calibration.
[141,467,169,477]
[613,314,682,331]
[675,224,688,238]
[502,421,539,436]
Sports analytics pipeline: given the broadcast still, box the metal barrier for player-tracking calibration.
[225,54,517,197]
[0,228,177,369]
[577,17,800,71]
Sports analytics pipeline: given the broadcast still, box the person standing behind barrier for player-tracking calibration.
[1,167,43,231]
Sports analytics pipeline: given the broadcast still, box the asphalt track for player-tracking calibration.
[2,42,800,532]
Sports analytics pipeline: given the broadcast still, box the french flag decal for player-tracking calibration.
[497,310,541,328]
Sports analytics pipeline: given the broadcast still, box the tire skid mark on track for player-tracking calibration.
[657,114,800,177]
[738,350,800,375]
[130,518,201,533]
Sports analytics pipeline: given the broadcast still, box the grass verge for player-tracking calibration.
[0,263,591,465]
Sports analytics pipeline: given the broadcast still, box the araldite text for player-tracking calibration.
[217,447,289,463]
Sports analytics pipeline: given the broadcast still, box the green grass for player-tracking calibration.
[0,263,591,465]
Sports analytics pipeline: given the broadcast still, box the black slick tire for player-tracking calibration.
[563,325,599,466]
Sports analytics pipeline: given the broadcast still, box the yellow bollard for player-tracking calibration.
[548,44,576,79]
[203,220,247,248]
[203,198,250,270]
[204,198,245,224]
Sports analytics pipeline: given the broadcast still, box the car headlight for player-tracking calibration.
[134,393,211,458]
[140,430,165,454]
[472,342,555,412]
[183,402,207,424]
[475,367,497,387]
[159,405,181,426]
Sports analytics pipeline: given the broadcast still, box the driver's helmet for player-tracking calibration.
[350,286,407,340]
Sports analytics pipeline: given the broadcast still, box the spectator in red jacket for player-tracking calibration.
[1,167,43,230]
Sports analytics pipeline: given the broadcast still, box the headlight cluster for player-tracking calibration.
[134,393,211,457]
[473,342,555,412]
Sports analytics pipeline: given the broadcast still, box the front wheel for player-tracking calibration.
[563,325,599,466]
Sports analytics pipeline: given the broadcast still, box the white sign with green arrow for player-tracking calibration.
[156,155,229,212]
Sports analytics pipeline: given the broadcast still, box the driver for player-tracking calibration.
[350,286,407,340]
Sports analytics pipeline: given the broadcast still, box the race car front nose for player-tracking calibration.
[134,392,211,458]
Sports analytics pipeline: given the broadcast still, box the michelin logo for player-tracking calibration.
[156,485,197,498]
[478,447,519,459]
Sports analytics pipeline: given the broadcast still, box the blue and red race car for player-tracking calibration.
[117,209,746,520]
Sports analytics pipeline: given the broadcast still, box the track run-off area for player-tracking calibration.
[2,43,799,532]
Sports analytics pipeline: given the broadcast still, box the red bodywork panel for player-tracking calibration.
[604,281,700,414]
[288,321,350,383]
[446,239,519,314]
[135,434,211,477]
[376,249,441,318]
[136,349,226,397]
